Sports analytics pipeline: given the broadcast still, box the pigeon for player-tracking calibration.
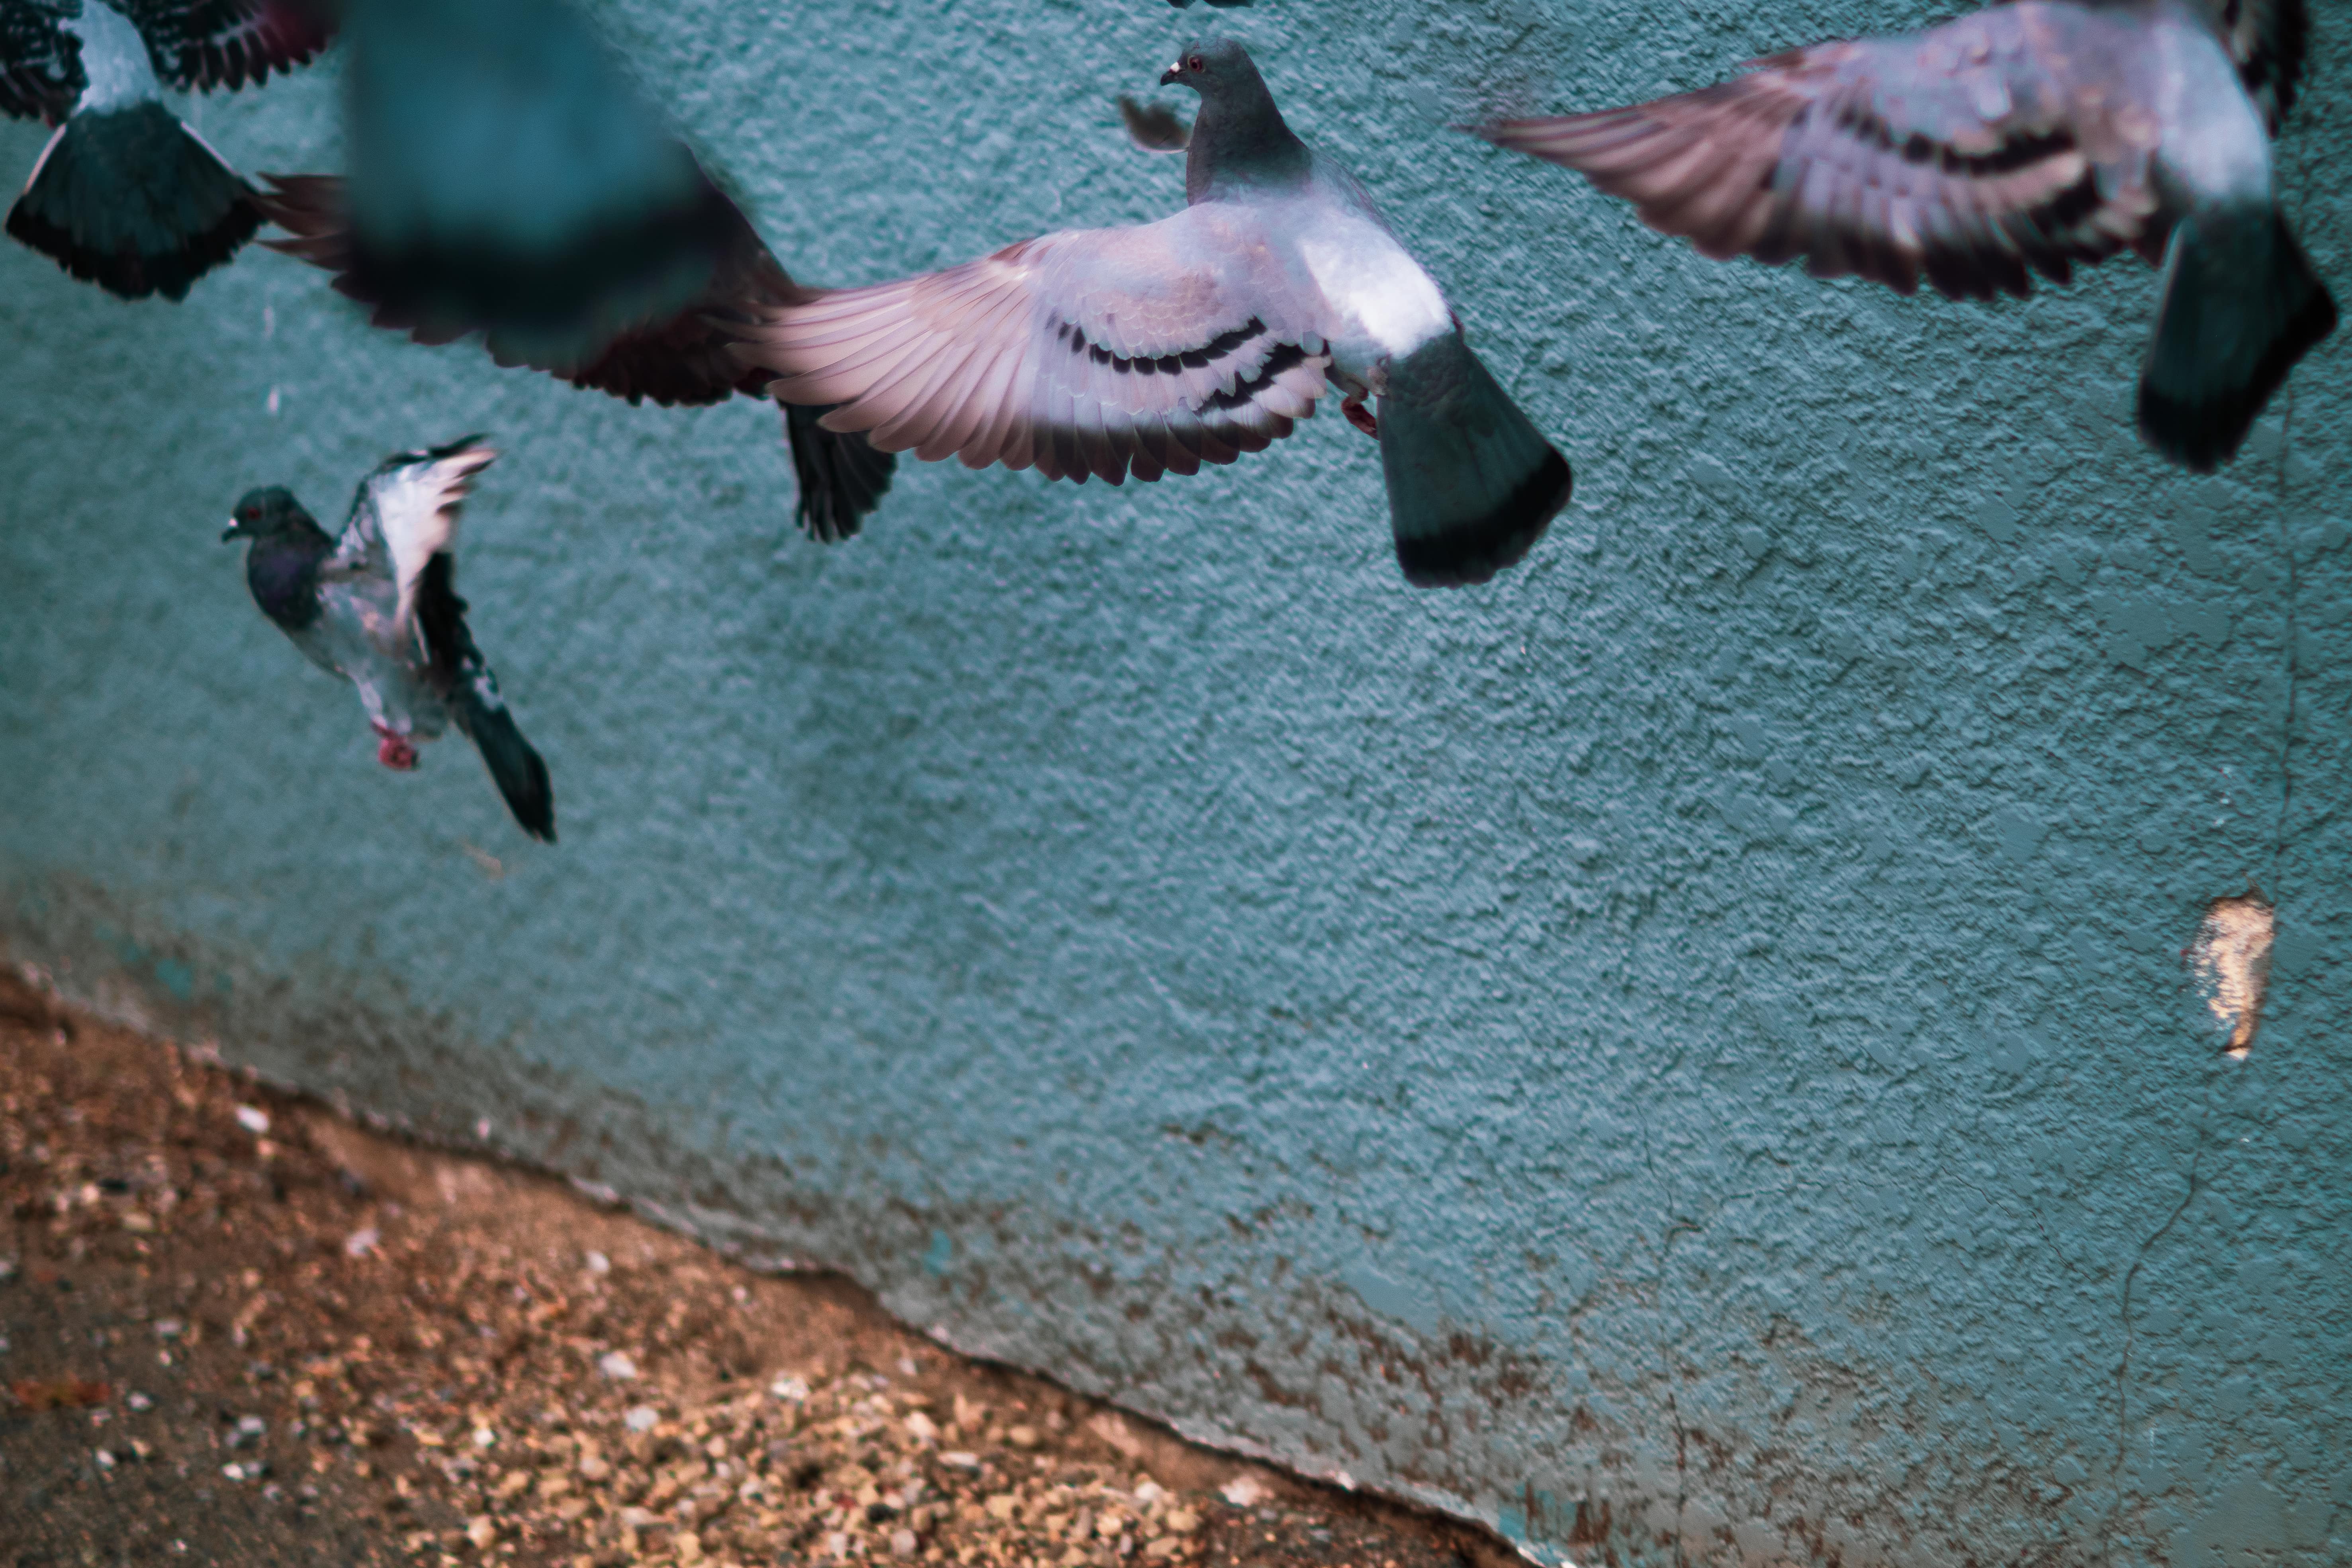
[2,0,328,298]
[253,173,897,543]
[1477,0,2335,472]
[728,38,1572,589]
[221,436,556,842]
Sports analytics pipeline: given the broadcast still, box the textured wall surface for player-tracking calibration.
[2,3,2346,1564]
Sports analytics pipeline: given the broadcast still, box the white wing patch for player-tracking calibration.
[336,439,498,643]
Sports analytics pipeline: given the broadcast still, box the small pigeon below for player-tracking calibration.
[222,436,556,842]
[255,173,896,543]
[1,0,329,298]
[729,38,1572,589]
[1477,0,2335,472]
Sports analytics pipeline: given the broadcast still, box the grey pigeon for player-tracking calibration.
[253,174,896,543]
[1478,0,2334,472]
[222,436,556,842]
[2,0,327,298]
[729,38,1571,588]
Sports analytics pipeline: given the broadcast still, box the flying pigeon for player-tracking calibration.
[1476,0,2335,472]
[253,173,896,542]
[728,39,1572,588]
[222,436,556,842]
[1,0,328,298]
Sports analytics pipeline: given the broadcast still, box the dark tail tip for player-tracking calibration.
[2139,282,2336,471]
[2138,215,2338,472]
[470,709,556,843]
[5,106,261,301]
[784,402,897,544]
[1396,447,1572,589]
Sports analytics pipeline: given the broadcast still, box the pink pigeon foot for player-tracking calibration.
[372,722,419,771]
[1341,396,1379,439]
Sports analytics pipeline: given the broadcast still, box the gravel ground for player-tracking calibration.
[1,975,1515,1568]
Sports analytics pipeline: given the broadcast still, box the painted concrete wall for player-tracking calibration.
[2,3,2346,1563]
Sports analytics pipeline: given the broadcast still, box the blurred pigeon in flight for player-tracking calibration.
[222,437,556,842]
[1477,0,2334,472]
[1,0,328,298]
[250,0,896,542]
[319,0,738,369]
[729,39,1571,588]
[254,172,896,542]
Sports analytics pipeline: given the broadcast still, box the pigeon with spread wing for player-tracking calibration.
[222,437,556,842]
[1477,0,2334,472]
[727,38,1571,588]
[2,0,327,298]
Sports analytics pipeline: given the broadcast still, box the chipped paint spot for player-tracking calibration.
[2189,895,2275,1058]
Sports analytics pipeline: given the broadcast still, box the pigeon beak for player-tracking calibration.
[1160,61,1182,86]
[221,520,243,542]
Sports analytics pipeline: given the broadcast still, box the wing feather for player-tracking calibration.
[2,0,78,123]
[2202,0,2306,130]
[730,205,1334,486]
[1481,4,2168,303]
[117,0,329,93]
[335,436,497,644]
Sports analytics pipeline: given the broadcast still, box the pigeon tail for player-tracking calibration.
[2139,206,2336,472]
[6,103,260,300]
[413,554,556,842]
[783,401,898,544]
[1376,334,1570,588]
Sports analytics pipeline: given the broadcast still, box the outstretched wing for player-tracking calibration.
[2202,0,2307,130]
[1,0,80,123]
[728,204,1333,486]
[333,435,497,642]
[116,0,331,92]
[1480,2,2169,301]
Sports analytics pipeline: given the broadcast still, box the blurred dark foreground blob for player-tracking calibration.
[265,0,894,540]
[332,0,732,366]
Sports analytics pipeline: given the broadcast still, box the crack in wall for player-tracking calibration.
[2102,1077,2219,1568]
[2269,87,2318,920]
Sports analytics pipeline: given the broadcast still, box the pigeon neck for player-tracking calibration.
[1186,87,1311,204]
[246,531,331,632]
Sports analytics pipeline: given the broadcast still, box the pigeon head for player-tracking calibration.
[222,486,317,543]
[1160,38,1260,98]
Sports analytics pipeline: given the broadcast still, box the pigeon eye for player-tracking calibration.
[1187,54,1203,72]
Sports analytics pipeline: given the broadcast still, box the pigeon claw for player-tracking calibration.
[1341,397,1380,440]
[372,723,419,772]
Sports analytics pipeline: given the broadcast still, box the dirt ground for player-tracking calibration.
[0,975,1517,1568]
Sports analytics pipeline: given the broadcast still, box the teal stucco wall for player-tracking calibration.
[2,3,2346,1563]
